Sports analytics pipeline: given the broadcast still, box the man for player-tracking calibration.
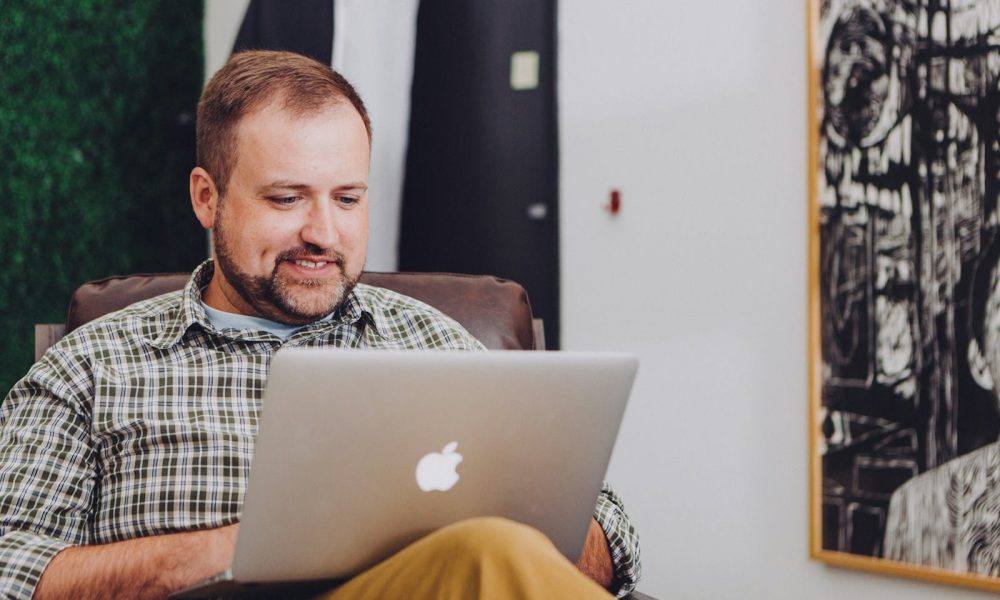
[0,51,640,598]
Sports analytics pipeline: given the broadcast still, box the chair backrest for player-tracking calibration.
[42,271,538,355]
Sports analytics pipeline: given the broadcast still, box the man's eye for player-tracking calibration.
[268,196,300,206]
[338,196,359,206]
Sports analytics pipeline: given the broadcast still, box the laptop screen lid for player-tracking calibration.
[231,349,638,583]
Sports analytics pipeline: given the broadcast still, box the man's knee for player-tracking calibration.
[428,516,553,561]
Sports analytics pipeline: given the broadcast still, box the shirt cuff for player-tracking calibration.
[593,482,642,598]
[0,530,73,599]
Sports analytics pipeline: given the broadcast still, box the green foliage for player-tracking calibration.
[0,0,206,393]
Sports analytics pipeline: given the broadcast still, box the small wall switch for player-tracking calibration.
[510,51,539,90]
[606,190,621,215]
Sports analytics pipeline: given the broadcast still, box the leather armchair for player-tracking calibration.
[36,271,544,359]
[33,271,654,600]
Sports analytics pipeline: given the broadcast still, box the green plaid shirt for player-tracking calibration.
[0,260,640,598]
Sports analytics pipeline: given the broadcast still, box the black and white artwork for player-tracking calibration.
[812,0,1000,587]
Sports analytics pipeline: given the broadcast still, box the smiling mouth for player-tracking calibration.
[277,247,346,277]
[282,257,344,279]
[292,259,330,269]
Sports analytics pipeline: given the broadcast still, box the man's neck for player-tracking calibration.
[200,301,306,340]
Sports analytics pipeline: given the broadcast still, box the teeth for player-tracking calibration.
[293,260,327,269]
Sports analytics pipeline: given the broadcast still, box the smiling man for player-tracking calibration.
[0,51,640,599]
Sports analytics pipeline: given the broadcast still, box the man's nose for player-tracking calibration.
[300,200,339,249]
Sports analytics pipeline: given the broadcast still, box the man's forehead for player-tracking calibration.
[237,96,361,134]
[223,101,371,190]
[229,97,372,173]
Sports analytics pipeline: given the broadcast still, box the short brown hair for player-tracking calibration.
[196,50,372,196]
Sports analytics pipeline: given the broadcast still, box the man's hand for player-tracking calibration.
[34,523,240,600]
[575,517,614,589]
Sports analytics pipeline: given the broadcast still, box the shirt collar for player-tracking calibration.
[149,260,391,348]
[337,283,397,342]
[149,260,215,349]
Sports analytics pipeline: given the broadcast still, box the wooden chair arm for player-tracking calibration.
[34,324,66,362]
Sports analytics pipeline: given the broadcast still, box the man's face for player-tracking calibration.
[202,100,370,325]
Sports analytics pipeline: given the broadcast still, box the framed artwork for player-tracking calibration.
[808,0,1000,591]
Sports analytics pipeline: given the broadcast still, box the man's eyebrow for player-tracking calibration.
[334,182,368,192]
[258,181,310,193]
[256,181,368,193]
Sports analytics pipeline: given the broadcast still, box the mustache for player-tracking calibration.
[275,247,346,268]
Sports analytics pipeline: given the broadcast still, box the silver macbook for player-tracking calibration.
[173,349,637,598]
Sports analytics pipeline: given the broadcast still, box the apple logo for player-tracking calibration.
[415,441,463,492]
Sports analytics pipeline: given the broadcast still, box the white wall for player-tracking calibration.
[558,2,990,598]
[204,0,249,85]
[200,1,995,595]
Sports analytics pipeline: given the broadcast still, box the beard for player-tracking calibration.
[212,219,360,326]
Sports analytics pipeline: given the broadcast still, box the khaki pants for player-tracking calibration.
[323,517,613,599]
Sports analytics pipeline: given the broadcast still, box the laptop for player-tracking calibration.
[172,349,638,598]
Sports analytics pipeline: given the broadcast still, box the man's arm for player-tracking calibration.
[34,524,239,600]
[0,350,102,598]
[592,482,642,597]
[0,346,236,599]
[575,517,614,588]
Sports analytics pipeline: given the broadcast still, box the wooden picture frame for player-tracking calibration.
[808,0,1000,591]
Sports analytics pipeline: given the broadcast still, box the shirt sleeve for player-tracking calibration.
[0,350,96,599]
[594,481,641,598]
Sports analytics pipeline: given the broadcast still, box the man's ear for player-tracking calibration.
[968,338,995,390]
[190,167,220,230]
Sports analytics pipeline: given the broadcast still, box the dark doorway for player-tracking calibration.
[399,0,561,348]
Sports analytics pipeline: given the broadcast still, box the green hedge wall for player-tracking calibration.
[0,1,207,394]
